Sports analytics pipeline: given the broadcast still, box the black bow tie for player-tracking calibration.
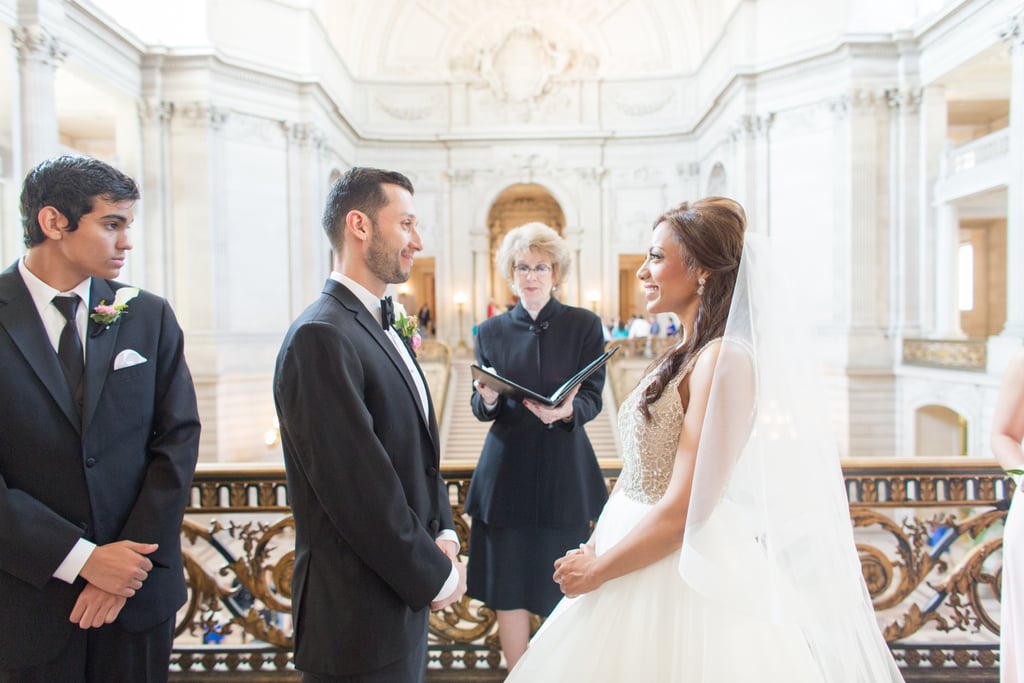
[380,296,395,330]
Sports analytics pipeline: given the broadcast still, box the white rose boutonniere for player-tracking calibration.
[90,287,140,329]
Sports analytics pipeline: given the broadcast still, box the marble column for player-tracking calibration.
[933,202,965,339]
[917,86,948,337]
[1001,13,1024,338]
[888,84,924,339]
[730,113,773,235]
[12,25,64,171]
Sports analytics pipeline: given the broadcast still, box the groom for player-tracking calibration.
[274,167,466,682]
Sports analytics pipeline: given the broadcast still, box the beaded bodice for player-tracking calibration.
[616,368,687,504]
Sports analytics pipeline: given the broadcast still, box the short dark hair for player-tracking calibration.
[321,167,414,251]
[20,155,140,248]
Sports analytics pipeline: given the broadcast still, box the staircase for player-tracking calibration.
[440,350,620,462]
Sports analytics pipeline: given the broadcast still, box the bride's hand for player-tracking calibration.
[553,543,601,597]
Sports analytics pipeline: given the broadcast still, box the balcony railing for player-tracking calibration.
[903,338,987,372]
[172,459,1010,682]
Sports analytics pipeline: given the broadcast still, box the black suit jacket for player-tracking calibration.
[273,279,454,677]
[0,262,200,670]
[466,299,609,528]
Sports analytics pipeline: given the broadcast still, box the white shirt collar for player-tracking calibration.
[18,257,92,312]
[330,271,386,320]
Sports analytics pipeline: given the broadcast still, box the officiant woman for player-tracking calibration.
[466,222,609,670]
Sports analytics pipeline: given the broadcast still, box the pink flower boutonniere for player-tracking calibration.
[393,303,422,351]
[89,287,140,328]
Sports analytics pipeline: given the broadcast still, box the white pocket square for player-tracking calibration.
[113,349,148,371]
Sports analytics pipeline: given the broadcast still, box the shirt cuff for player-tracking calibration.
[433,561,459,603]
[436,529,460,553]
[53,538,96,584]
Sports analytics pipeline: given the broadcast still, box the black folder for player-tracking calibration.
[471,345,620,407]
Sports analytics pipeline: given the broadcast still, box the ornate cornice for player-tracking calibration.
[12,25,67,66]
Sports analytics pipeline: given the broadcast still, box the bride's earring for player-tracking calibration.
[697,277,706,296]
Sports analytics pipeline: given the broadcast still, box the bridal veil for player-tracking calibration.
[679,233,904,682]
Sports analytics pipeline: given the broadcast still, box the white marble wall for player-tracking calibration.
[1,0,1021,460]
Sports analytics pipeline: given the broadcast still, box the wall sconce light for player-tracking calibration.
[453,292,468,350]
[586,290,601,313]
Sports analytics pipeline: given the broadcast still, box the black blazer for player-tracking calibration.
[273,279,454,677]
[0,263,201,670]
[466,299,609,528]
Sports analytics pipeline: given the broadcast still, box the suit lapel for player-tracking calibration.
[324,281,439,454]
[82,279,121,434]
[0,264,81,432]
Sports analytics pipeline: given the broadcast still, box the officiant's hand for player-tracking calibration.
[69,584,127,629]
[553,542,601,597]
[473,369,500,406]
[523,385,579,425]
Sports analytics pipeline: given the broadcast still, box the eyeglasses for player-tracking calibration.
[513,263,552,276]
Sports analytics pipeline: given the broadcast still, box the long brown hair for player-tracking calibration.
[639,196,746,419]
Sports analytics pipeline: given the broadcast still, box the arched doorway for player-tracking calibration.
[914,405,968,456]
[486,184,566,314]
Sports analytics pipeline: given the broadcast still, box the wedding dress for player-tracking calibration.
[505,234,904,682]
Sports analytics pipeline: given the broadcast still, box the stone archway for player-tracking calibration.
[485,183,566,314]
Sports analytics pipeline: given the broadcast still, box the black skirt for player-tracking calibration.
[466,518,591,616]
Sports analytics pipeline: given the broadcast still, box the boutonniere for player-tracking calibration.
[90,287,140,331]
[393,302,422,351]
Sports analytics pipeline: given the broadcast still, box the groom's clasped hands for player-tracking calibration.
[552,542,600,598]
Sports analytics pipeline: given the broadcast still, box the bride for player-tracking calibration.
[505,197,904,682]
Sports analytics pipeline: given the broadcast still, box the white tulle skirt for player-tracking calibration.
[505,492,821,682]
[1003,485,1024,682]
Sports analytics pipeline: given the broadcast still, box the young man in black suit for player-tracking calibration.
[0,156,201,682]
[274,167,467,682]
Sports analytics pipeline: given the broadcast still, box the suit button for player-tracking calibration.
[428,519,440,534]
[85,458,96,467]
[426,466,437,477]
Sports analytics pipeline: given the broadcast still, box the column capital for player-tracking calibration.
[138,99,175,124]
[280,121,326,149]
[12,25,66,66]
[177,101,228,130]
[999,11,1024,47]
[885,87,923,113]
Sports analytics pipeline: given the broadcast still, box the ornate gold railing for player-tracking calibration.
[173,459,1010,681]
[903,338,987,372]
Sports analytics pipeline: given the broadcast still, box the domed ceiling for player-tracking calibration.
[314,0,733,82]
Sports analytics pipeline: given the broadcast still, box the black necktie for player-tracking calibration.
[53,295,84,413]
[380,296,395,330]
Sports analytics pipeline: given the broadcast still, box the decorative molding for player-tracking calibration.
[11,25,67,66]
[177,101,229,130]
[375,96,437,121]
[611,88,675,118]
[280,121,326,149]
[451,24,598,109]
[999,10,1024,47]
[885,87,923,113]
[138,99,175,125]
[446,169,476,188]
[828,89,886,121]
[728,113,774,142]
[902,338,987,372]
[677,161,700,179]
